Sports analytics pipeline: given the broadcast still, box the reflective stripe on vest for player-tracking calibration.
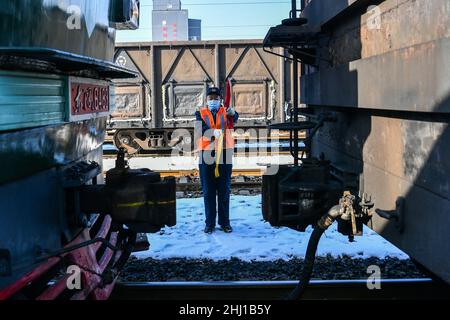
[198,107,234,150]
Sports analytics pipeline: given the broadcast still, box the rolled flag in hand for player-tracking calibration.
[226,107,235,117]
[224,78,234,129]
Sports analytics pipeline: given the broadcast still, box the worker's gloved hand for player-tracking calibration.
[226,106,236,117]
[214,129,222,139]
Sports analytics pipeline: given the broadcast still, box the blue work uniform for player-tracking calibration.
[195,109,239,229]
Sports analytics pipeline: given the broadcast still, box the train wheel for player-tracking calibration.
[168,130,194,154]
[113,130,142,155]
[0,216,137,300]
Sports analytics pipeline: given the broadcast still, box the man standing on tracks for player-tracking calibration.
[195,87,239,234]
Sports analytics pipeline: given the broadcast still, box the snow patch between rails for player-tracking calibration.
[133,195,409,261]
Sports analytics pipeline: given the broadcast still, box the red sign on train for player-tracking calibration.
[70,80,110,118]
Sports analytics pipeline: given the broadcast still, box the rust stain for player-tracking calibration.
[363,116,405,180]
[359,0,447,59]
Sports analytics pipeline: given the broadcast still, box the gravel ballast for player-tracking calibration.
[119,256,426,282]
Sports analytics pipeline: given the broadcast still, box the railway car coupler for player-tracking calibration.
[72,148,176,233]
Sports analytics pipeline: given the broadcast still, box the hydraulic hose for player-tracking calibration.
[286,205,342,300]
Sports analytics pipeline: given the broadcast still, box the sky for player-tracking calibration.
[116,0,296,42]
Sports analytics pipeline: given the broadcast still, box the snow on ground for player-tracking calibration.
[133,195,409,261]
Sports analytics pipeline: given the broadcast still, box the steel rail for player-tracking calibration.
[110,279,450,300]
[157,169,265,178]
[101,168,266,178]
[176,182,261,194]
[103,150,296,159]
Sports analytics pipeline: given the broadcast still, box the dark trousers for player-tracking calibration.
[199,162,233,228]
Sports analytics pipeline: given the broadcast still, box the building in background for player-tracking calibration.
[188,19,202,41]
[152,9,189,41]
[152,0,202,41]
[153,0,181,10]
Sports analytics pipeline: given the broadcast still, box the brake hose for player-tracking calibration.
[287,205,342,300]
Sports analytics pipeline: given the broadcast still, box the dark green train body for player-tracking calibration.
[0,1,175,300]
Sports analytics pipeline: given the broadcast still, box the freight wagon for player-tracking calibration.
[262,0,450,286]
[110,40,300,153]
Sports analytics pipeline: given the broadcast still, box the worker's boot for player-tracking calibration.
[220,226,233,233]
[204,226,214,234]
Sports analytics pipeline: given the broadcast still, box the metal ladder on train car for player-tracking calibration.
[269,110,336,163]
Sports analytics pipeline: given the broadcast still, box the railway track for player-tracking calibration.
[110,279,450,300]
[103,136,307,158]
[101,168,264,179]
[159,169,264,178]
[103,148,298,158]
[178,180,261,191]
[102,157,266,177]
[176,179,261,196]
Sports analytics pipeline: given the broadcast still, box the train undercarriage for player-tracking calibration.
[109,127,296,155]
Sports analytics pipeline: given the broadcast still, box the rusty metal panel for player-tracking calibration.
[114,49,148,84]
[233,83,266,116]
[223,45,280,121]
[112,86,143,119]
[302,37,450,113]
[167,83,205,119]
[127,49,152,82]
[311,111,450,282]
[317,0,450,66]
[314,113,450,203]
[111,49,151,127]
[173,85,204,116]
[158,44,215,123]
[175,48,215,81]
[112,40,288,129]
[303,0,450,282]
[359,0,450,59]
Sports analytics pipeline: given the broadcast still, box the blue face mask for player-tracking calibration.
[207,99,220,111]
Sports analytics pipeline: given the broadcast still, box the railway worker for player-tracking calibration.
[195,87,239,234]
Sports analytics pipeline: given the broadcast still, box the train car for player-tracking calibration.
[0,0,176,300]
[262,0,450,285]
[110,40,299,153]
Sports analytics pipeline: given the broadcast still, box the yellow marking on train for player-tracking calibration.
[116,200,176,208]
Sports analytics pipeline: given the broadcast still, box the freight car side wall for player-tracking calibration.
[302,0,450,282]
[111,41,293,130]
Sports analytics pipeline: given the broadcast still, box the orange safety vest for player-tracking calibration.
[197,106,235,150]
